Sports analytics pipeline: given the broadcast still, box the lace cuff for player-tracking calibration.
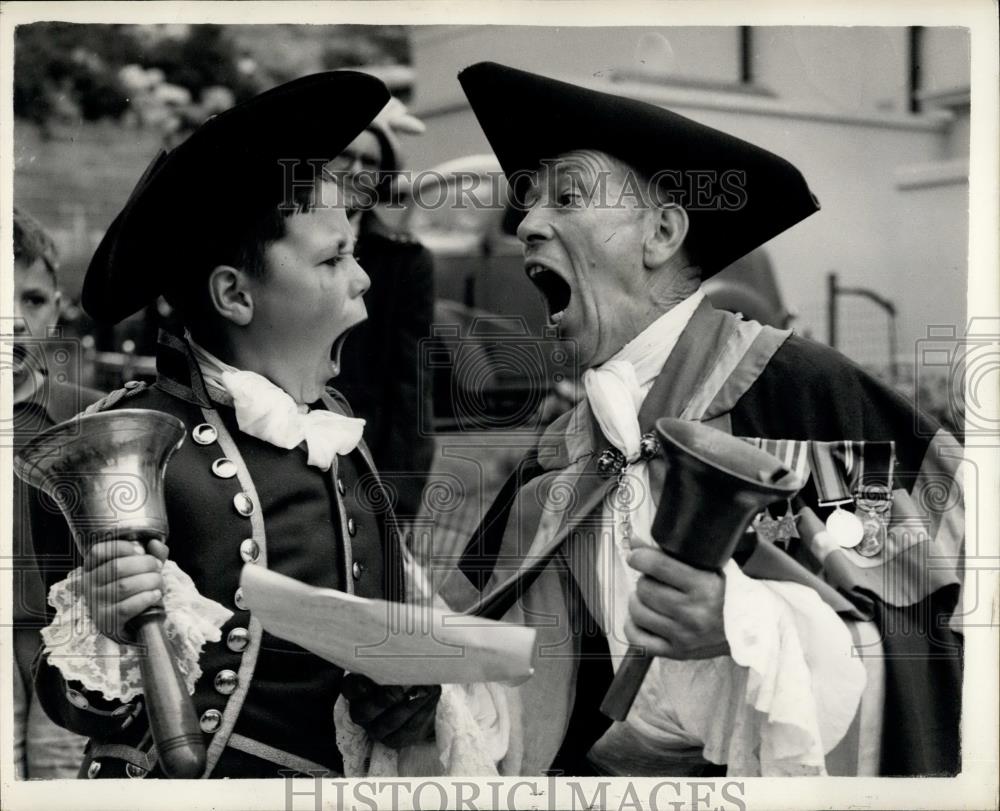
[40,562,233,703]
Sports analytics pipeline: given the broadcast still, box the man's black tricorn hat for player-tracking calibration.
[83,71,390,324]
[458,62,820,277]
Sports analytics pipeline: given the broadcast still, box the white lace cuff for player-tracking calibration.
[40,562,233,703]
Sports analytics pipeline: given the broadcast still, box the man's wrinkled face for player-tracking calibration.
[13,257,60,377]
[245,180,370,395]
[518,150,654,368]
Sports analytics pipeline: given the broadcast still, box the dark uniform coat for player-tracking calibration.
[450,298,963,777]
[31,331,406,779]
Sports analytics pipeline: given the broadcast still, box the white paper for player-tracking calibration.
[239,565,536,686]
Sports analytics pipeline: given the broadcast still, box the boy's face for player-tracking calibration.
[13,257,61,376]
[242,180,370,401]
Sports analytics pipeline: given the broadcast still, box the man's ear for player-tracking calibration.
[642,204,689,270]
[207,265,254,326]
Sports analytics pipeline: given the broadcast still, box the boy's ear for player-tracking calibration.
[207,265,254,326]
[642,204,689,270]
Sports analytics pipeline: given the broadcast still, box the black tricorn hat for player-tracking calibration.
[458,62,820,277]
[83,71,390,324]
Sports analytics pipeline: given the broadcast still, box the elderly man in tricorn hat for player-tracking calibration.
[26,72,455,779]
[447,63,964,777]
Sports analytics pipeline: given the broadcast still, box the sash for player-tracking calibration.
[464,301,791,619]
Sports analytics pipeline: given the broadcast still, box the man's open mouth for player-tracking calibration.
[526,264,572,324]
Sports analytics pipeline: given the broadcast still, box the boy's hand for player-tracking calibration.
[341,673,440,749]
[81,539,169,643]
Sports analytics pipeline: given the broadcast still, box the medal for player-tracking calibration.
[855,489,891,558]
[825,503,864,548]
[774,501,800,548]
[751,511,782,544]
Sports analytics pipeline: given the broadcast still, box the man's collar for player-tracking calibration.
[535,295,737,469]
[602,288,705,385]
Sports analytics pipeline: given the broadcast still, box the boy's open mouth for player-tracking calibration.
[328,322,363,377]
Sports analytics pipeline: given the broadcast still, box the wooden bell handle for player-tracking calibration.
[599,647,651,721]
[127,607,206,778]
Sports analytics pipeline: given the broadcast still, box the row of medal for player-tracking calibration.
[752,494,890,558]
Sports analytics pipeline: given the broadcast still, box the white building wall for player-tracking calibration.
[407,25,969,367]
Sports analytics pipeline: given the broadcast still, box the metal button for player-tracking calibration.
[192,423,218,445]
[233,493,254,517]
[239,538,260,564]
[227,627,250,653]
[125,762,146,779]
[199,709,222,733]
[352,561,364,580]
[212,458,238,479]
[234,587,247,610]
[214,669,239,696]
[87,760,101,778]
[337,477,346,496]
[347,517,356,537]
[66,688,89,709]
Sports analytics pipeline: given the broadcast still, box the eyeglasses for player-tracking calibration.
[328,147,381,172]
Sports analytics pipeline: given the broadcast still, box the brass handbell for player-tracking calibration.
[15,408,207,778]
[599,417,803,722]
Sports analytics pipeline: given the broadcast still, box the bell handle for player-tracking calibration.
[128,608,207,778]
[599,646,651,721]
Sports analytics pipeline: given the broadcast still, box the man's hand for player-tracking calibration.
[341,673,441,749]
[81,540,169,643]
[624,547,730,660]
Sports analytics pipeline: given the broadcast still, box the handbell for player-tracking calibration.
[599,417,803,722]
[15,409,207,778]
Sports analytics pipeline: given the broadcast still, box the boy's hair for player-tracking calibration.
[163,176,326,322]
[13,207,59,280]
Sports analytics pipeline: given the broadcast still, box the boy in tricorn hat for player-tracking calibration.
[28,72,445,779]
[447,62,963,777]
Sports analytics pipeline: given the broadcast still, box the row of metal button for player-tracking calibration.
[338,475,364,582]
[193,423,249,735]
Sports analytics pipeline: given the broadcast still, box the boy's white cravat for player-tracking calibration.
[187,335,364,471]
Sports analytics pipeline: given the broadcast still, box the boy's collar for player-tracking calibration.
[153,328,215,409]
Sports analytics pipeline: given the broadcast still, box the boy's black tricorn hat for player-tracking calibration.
[83,71,390,324]
[457,62,820,277]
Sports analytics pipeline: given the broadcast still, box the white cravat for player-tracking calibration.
[186,335,365,471]
[581,290,705,664]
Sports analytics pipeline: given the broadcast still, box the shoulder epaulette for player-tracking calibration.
[82,380,149,416]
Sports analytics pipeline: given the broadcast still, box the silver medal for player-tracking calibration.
[826,505,864,548]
